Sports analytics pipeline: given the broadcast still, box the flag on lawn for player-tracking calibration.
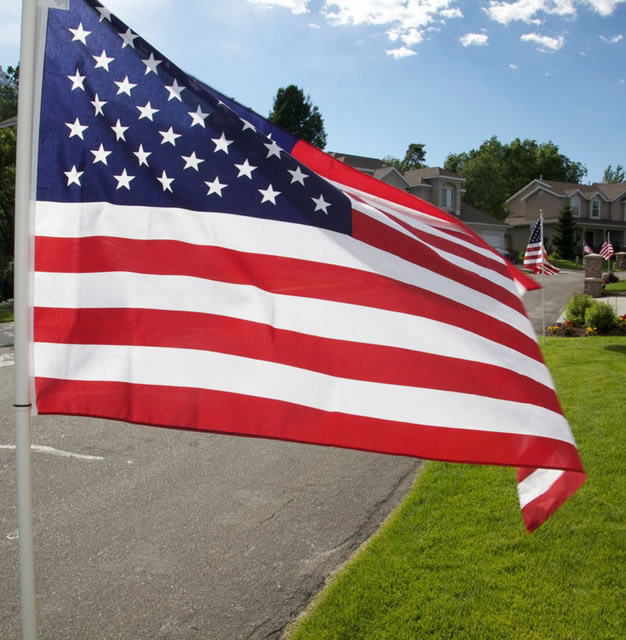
[583,241,593,255]
[600,236,615,261]
[29,0,584,532]
[524,219,560,275]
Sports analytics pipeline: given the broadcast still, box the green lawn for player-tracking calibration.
[548,256,584,270]
[288,337,625,640]
[0,309,13,323]
[604,280,626,292]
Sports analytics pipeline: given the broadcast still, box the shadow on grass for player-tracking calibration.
[604,344,626,354]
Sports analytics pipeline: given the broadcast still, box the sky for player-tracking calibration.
[1,0,624,183]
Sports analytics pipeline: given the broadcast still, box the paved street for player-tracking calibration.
[0,268,594,639]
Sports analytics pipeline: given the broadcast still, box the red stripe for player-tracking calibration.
[35,236,542,361]
[291,140,539,292]
[352,209,528,315]
[35,377,584,472]
[34,307,562,411]
[520,469,586,532]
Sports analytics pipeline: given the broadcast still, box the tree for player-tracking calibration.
[444,136,587,220]
[382,142,426,172]
[602,164,625,183]
[268,85,327,149]
[0,64,19,121]
[552,204,577,260]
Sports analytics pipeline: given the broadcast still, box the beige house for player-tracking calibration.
[505,178,626,254]
[330,153,510,252]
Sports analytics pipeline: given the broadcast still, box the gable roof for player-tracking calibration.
[404,167,465,187]
[460,202,509,228]
[508,178,626,203]
[328,152,389,173]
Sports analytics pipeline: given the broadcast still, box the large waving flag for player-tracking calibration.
[29,0,584,532]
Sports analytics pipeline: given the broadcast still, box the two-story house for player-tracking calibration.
[505,178,626,254]
[329,153,510,252]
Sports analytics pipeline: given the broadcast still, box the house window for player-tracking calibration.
[442,187,455,209]
[570,197,580,217]
[591,199,601,218]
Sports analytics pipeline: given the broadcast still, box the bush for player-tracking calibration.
[564,293,593,326]
[0,261,13,301]
[584,301,618,332]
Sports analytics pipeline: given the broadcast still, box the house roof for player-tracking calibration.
[460,202,509,228]
[512,178,626,203]
[403,166,465,186]
[328,152,389,173]
[0,115,17,128]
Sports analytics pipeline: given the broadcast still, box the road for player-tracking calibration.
[0,270,583,639]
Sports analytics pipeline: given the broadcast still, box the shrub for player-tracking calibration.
[564,293,593,325]
[584,301,618,332]
[0,261,13,301]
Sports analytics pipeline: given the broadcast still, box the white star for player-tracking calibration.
[97,6,112,22]
[142,52,162,75]
[205,177,227,197]
[114,75,137,96]
[137,101,159,121]
[240,118,256,132]
[65,117,88,139]
[188,105,208,128]
[211,132,233,154]
[264,139,282,159]
[114,169,134,190]
[234,159,257,179]
[181,152,205,171]
[67,69,86,91]
[159,126,181,146]
[312,194,331,214]
[288,166,308,185]
[64,165,83,186]
[259,184,281,205]
[90,143,112,165]
[157,170,174,193]
[69,22,90,45]
[133,144,151,167]
[164,79,185,101]
[111,119,129,141]
[91,93,107,116]
[119,28,138,49]
[92,49,114,71]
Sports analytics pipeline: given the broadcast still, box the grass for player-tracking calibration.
[604,280,626,292]
[0,308,13,322]
[288,337,625,640]
[547,256,584,270]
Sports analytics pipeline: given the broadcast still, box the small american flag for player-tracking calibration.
[524,219,560,275]
[583,241,593,255]
[31,0,584,532]
[600,237,615,261]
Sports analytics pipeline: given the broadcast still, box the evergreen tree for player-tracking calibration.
[552,204,577,260]
[268,85,327,149]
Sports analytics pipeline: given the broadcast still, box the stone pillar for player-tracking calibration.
[584,253,603,298]
[615,252,626,271]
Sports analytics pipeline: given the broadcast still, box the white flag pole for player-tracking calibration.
[14,1,40,638]
[540,210,546,345]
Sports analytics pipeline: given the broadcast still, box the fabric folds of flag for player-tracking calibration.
[583,241,593,255]
[600,237,615,261]
[31,0,584,532]
[524,219,560,275]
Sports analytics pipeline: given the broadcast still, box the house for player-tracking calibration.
[505,178,626,254]
[329,153,510,251]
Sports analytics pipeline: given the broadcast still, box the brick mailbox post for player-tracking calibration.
[615,252,626,271]
[584,254,604,298]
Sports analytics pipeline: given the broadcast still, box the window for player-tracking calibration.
[591,199,600,218]
[442,187,455,209]
[570,197,580,217]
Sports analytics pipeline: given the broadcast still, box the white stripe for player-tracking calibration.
[34,342,575,444]
[518,468,565,509]
[33,270,554,388]
[35,201,534,338]
[0,444,104,461]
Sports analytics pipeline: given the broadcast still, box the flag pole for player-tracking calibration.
[539,209,546,346]
[14,1,40,638]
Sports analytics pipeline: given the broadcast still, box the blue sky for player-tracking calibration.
[1,0,624,182]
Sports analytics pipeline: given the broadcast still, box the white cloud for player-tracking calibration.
[521,32,565,50]
[246,0,309,13]
[385,46,418,59]
[600,34,623,43]
[509,62,519,68]
[484,0,625,25]
[308,22,321,28]
[321,0,463,49]
[460,32,489,46]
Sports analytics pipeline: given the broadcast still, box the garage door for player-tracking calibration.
[478,232,504,250]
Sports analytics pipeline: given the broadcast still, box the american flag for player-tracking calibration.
[600,237,614,261]
[524,219,560,275]
[32,0,584,532]
[583,241,593,255]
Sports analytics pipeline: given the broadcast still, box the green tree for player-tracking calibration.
[444,136,587,220]
[602,164,625,183]
[0,64,18,273]
[268,85,327,149]
[383,143,427,171]
[0,64,19,121]
[552,203,577,260]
